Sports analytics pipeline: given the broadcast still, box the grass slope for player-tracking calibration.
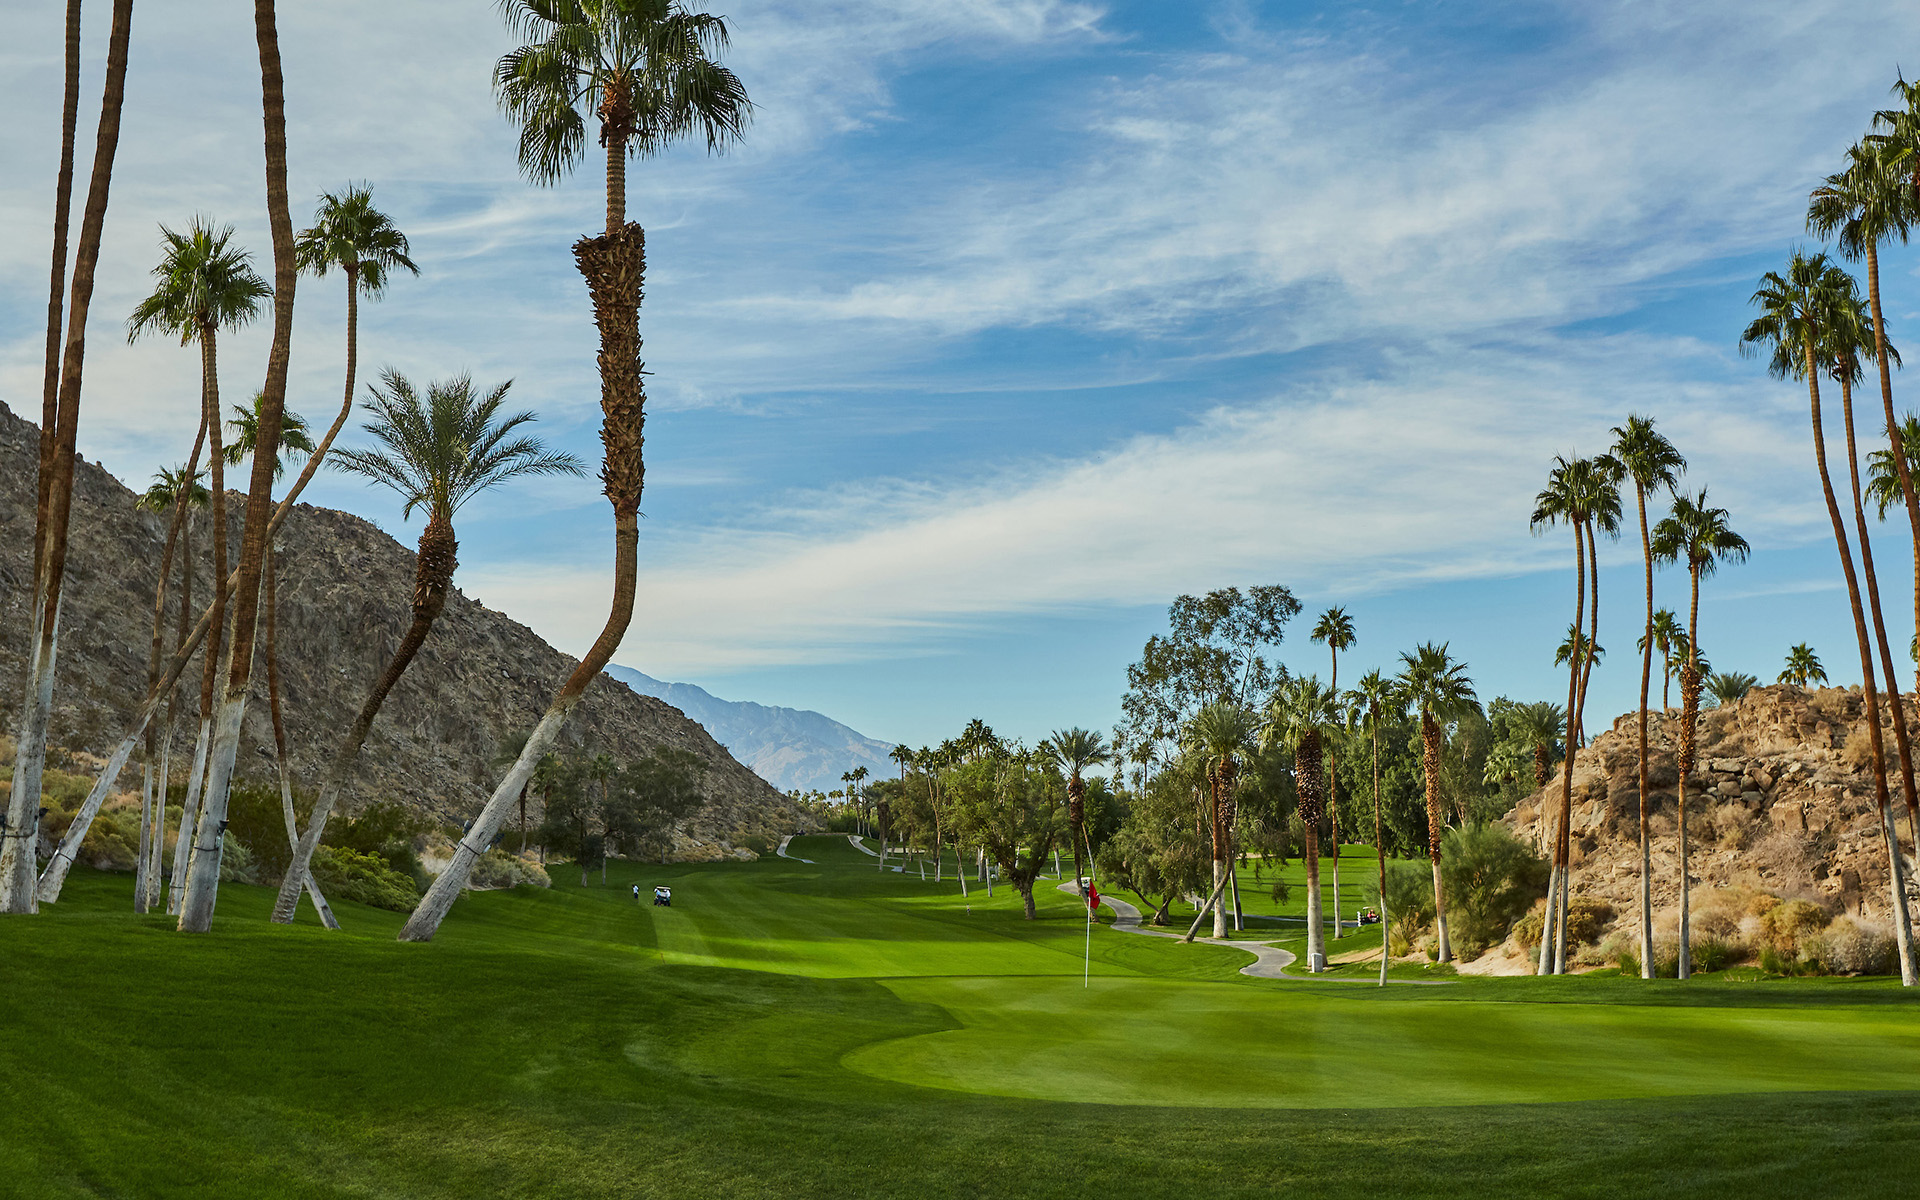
[1,835,1916,1198]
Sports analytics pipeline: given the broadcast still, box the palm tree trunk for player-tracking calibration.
[1557,519,1600,975]
[32,0,82,609]
[179,0,303,933]
[150,707,173,908]
[177,327,228,914]
[1541,521,1586,975]
[1677,567,1702,980]
[1328,750,1341,940]
[1839,370,1920,854]
[1373,721,1388,986]
[2,0,136,916]
[1864,239,1920,848]
[1421,713,1451,963]
[1635,482,1656,980]
[166,720,210,914]
[273,520,454,924]
[1802,346,1915,984]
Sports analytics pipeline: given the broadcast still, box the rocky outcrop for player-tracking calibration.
[0,402,803,857]
[1507,684,1918,923]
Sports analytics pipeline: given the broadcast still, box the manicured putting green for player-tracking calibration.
[850,975,1920,1107]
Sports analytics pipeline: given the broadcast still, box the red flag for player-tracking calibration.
[1086,880,1100,911]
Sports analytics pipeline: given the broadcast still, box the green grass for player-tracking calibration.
[2,833,1918,1197]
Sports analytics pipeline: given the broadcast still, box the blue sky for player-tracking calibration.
[5,0,1920,752]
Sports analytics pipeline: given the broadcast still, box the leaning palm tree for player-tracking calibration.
[1779,644,1828,688]
[227,394,317,890]
[1262,677,1340,970]
[1395,643,1477,964]
[1311,607,1356,938]
[130,465,208,913]
[1744,253,1916,986]
[1351,669,1397,986]
[35,220,271,909]
[271,373,583,924]
[1184,702,1255,940]
[2,0,135,916]
[1650,488,1751,981]
[401,0,751,943]
[1612,414,1684,980]
[1528,454,1619,974]
[1047,728,1110,895]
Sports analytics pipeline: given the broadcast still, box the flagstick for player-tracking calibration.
[1085,888,1092,989]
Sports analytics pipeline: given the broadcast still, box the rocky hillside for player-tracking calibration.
[1506,683,1920,924]
[0,402,802,858]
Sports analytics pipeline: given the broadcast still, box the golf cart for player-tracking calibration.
[653,886,672,907]
[1358,907,1381,926]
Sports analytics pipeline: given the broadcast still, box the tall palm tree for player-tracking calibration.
[271,373,583,924]
[3,0,135,917]
[1351,669,1397,985]
[1185,702,1255,940]
[1311,607,1356,938]
[401,0,752,943]
[1263,678,1340,970]
[1867,413,1920,525]
[130,465,208,913]
[1744,253,1916,984]
[1529,454,1619,974]
[1553,626,1602,671]
[1779,644,1828,688]
[227,394,317,886]
[37,221,271,908]
[1641,609,1685,710]
[1650,488,1751,981]
[1396,642,1476,964]
[1047,728,1110,895]
[1611,414,1685,980]
[177,0,309,933]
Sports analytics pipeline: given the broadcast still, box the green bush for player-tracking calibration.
[1438,823,1549,956]
[469,848,550,891]
[325,801,427,886]
[1689,935,1744,973]
[219,832,257,884]
[1759,899,1830,958]
[311,846,420,912]
[1376,860,1435,951]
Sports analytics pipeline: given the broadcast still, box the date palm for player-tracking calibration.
[3,0,134,916]
[1311,607,1356,938]
[1509,701,1565,795]
[1651,488,1750,981]
[1263,678,1339,970]
[1185,702,1255,940]
[1705,672,1757,706]
[1395,643,1476,964]
[272,373,582,924]
[1640,609,1685,710]
[1611,413,1684,979]
[1047,727,1110,896]
[1351,669,1397,985]
[406,1,751,942]
[35,220,270,908]
[1779,644,1827,688]
[1745,253,1916,985]
[131,465,208,913]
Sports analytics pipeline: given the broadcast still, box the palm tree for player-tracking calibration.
[36,220,271,909]
[1705,672,1758,706]
[1866,413,1920,523]
[1311,607,1356,939]
[1510,701,1566,794]
[1351,669,1397,985]
[1185,702,1255,940]
[401,0,752,944]
[1641,609,1685,710]
[130,465,208,913]
[1779,643,1827,688]
[177,0,310,933]
[1396,642,1477,964]
[227,394,317,896]
[1611,413,1685,979]
[1529,454,1620,974]
[1047,728,1110,895]
[271,373,583,924]
[1263,678,1339,970]
[1650,488,1751,981]
[1553,626,1602,671]
[1744,252,1916,985]
[2,0,134,917]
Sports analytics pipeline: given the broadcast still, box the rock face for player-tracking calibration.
[0,402,802,857]
[1506,684,1918,923]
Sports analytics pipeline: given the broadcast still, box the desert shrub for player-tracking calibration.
[1438,823,1549,956]
[469,848,550,890]
[311,846,420,912]
[1805,918,1898,976]
[325,801,427,885]
[218,832,256,884]
[1377,859,1435,951]
[222,781,311,883]
[73,805,141,871]
[1689,935,1745,973]
[1517,897,1615,951]
[736,833,772,858]
[1746,890,1784,918]
[1692,908,1740,939]
[1514,903,1545,949]
[1759,898,1831,957]
[1710,804,1752,851]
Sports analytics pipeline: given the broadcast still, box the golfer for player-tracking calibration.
[632,883,641,904]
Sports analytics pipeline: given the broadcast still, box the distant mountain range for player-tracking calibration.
[604,666,897,794]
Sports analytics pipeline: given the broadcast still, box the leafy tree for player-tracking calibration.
[1122,586,1300,759]
[617,747,707,864]
[950,751,1067,920]
[1438,824,1549,958]
[273,374,582,924]
[1096,765,1209,927]
[1780,643,1828,688]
